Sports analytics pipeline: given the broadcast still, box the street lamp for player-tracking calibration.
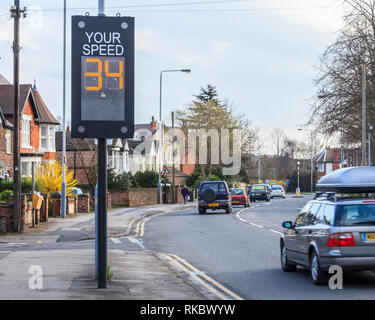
[298,128,314,193]
[158,69,191,204]
[368,125,373,166]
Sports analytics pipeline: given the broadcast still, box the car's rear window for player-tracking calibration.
[335,204,375,226]
[272,186,282,190]
[231,189,244,195]
[251,185,265,191]
[200,183,226,192]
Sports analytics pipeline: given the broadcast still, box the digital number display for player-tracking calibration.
[81,56,125,121]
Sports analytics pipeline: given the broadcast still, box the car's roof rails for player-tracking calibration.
[314,191,337,201]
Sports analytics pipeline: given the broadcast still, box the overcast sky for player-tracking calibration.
[0,0,347,153]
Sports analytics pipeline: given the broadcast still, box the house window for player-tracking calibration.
[21,161,29,177]
[40,125,55,152]
[49,126,55,150]
[21,116,31,148]
[5,130,11,154]
[318,163,324,172]
[40,126,47,149]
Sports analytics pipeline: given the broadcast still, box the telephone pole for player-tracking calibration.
[11,1,26,233]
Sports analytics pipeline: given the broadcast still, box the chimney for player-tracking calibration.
[150,116,157,132]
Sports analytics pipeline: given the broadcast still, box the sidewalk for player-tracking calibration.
[0,202,204,300]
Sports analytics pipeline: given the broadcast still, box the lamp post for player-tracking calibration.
[298,128,314,192]
[158,69,191,204]
[368,125,373,166]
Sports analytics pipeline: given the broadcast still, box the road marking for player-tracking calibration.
[128,236,145,249]
[249,222,263,228]
[1,243,27,246]
[169,253,244,300]
[110,237,121,244]
[269,229,283,235]
[161,253,243,300]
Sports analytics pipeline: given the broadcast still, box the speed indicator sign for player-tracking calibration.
[71,15,134,138]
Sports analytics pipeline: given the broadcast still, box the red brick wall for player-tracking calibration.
[109,191,129,206]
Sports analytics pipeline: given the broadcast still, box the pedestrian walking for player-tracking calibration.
[181,185,189,204]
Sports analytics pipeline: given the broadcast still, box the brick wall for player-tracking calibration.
[128,188,158,207]
[77,193,90,213]
[109,190,129,206]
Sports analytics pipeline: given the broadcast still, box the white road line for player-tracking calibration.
[110,237,121,244]
[128,236,145,249]
[249,222,263,228]
[269,229,283,235]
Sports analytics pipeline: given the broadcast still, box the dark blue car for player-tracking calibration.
[198,181,232,215]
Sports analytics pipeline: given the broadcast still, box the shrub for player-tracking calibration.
[0,190,13,203]
[0,178,41,193]
[36,162,78,198]
[107,170,132,191]
[133,171,158,188]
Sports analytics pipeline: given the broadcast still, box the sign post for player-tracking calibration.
[71,12,134,289]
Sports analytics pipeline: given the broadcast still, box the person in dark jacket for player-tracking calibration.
[181,185,189,204]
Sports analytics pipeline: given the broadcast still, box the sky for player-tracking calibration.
[0,0,347,153]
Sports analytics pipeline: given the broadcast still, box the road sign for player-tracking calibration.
[71,15,134,138]
[286,179,290,185]
[162,165,169,174]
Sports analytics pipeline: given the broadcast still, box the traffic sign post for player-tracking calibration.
[71,12,134,289]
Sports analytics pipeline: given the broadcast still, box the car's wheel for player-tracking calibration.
[280,242,296,272]
[310,249,328,285]
[198,208,206,215]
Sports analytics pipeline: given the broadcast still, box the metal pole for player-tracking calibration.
[158,72,163,204]
[97,139,107,288]
[32,162,35,227]
[362,63,366,166]
[97,0,107,289]
[258,139,260,182]
[11,0,22,233]
[61,0,67,219]
[172,111,175,203]
[369,131,371,166]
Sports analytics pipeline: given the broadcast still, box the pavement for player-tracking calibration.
[0,202,205,300]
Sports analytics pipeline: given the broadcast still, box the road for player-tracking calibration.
[142,195,375,300]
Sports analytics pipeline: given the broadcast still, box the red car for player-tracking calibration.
[230,188,250,207]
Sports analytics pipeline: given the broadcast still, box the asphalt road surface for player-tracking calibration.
[142,195,375,300]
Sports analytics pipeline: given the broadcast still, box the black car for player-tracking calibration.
[249,184,270,202]
[198,181,232,214]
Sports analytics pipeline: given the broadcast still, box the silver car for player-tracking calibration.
[280,195,375,284]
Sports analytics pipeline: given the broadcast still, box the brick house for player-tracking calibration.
[315,146,361,178]
[0,76,59,177]
[0,107,13,178]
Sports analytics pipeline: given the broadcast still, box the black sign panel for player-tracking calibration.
[71,15,134,138]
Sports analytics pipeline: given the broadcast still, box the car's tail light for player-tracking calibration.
[327,233,355,247]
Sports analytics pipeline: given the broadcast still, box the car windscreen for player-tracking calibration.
[200,183,226,192]
[231,189,244,195]
[335,204,375,226]
[251,185,265,191]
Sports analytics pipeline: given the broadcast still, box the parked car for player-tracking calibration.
[280,167,375,285]
[198,181,232,214]
[249,184,270,202]
[271,185,286,199]
[230,188,250,207]
[71,187,83,196]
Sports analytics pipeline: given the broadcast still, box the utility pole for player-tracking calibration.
[61,0,67,219]
[310,131,313,193]
[172,111,176,204]
[11,1,26,233]
[362,63,366,166]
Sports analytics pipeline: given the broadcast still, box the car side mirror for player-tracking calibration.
[282,221,294,229]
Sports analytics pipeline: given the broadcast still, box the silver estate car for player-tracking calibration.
[280,194,375,285]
